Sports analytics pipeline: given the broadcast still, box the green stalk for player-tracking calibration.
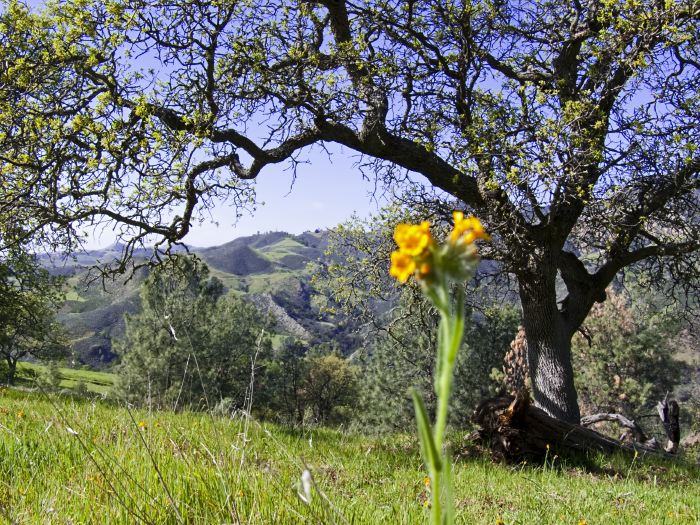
[417,285,464,525]
[431,468,442,525]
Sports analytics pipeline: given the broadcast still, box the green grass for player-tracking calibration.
[245,271,304,294]
[63,289,86,302]
[257,237,311,263]
[16,363,115,394]
[0,388,698,524]
[270,333,289,350]
[206,267,247,291]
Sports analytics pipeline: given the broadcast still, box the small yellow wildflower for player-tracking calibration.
[422,499,431,508]
[423,476,431,487]
[578,520,588,525]
[389,250,416,283]
[390,214,489,285]
[496,520,505,525]
[394,221,432,256]
[417,262,432,280]
[137,420,147,429]
[16,410,25,418]
[237,490,245,497]
[450,212,490,244]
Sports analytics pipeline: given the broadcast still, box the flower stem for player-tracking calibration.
[431,471,442,525]
[427,286,464,524]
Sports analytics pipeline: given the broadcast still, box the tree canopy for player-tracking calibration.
[1,0,699,422]
[0,249,66,384]
[115,255,273,410]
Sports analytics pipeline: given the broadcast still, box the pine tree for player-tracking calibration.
[115,256,272,411]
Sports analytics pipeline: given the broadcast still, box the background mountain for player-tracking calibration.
[48,230,341,368]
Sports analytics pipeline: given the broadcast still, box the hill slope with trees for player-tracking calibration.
[49,231,332,367]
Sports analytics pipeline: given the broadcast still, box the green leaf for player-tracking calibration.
[411,389,441,472]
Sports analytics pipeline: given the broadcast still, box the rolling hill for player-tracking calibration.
[49,231,334,368]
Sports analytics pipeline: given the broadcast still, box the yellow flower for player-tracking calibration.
[422,499,431,508]
[16,410,25,418]
[389,250,416,283]
[394,221,432,256]
[578,520,587,525]
[496,520,505,525]
[417,262,432,280]
[423,476,431,487]
[450,212,490,244]
[137,420,147,429]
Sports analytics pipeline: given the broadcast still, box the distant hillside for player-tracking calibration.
[49,231,334,368]
[48,229,511,369]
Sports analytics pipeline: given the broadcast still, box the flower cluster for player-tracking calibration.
[450,212,489,244]
[389,221,433,283]
[389,212,490,285]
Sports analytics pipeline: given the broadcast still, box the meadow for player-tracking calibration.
[0,386,698,524]
[16,363,115,394]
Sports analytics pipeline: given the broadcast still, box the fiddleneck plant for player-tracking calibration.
[390,212,489,525]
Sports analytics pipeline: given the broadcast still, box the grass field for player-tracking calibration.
[15,362,115,394]
[0,388,698,524]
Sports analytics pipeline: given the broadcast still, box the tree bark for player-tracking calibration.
[657,396,681,453]
[5,356,17,385]
[580,413,650,443]
[519,276,580,424]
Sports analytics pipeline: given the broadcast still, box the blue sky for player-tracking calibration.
[182,146,387,247]
[84,144,389,249]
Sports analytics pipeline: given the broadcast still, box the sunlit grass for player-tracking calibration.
[0,388,697,524]
[16,362,115,394]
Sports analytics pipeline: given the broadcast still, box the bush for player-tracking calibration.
[355,303,519,432]
[573,289,689,419]
[301,353,359,425]
[265,341,359,426]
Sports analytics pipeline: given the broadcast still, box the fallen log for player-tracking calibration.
[471,392,670,461]
[580,413,659,449]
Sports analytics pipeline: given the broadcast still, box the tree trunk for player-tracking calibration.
[519,273,580,424]
[6,356,17,385]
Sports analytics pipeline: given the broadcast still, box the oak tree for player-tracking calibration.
[0,250,66,384]
[1,0,699,421]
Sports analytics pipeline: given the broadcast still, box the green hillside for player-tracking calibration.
[16,362,115,394]
[51,231,332,368]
